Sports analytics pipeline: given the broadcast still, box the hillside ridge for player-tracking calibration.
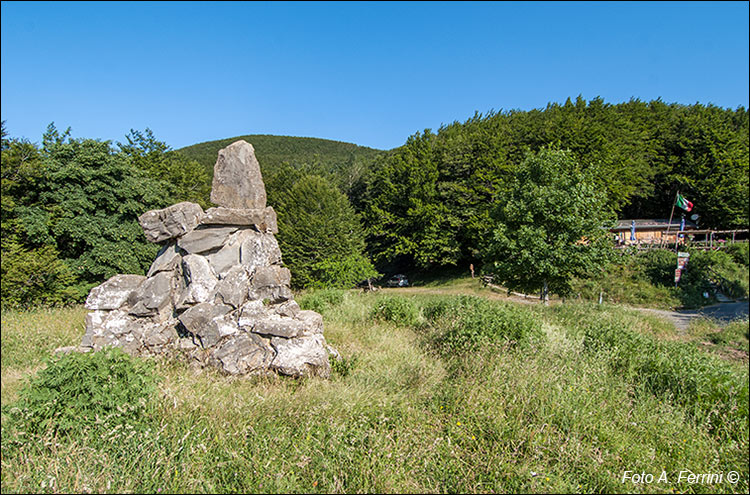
[178,133,384,175]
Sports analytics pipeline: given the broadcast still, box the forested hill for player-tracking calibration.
[178,134,384,178]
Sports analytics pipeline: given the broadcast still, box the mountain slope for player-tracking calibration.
[178,134,384,177]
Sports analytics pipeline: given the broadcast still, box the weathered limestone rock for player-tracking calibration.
[139,202,204,243]
[177,226,239,254]
[249,310,322,339]
[147,243,182,277]
[240,230,282,269]
[85,274,146,310]
[252,265,291,289]
[177,302,234,348]
[210,141,267,209]
[273,300,301,318]
[210,333,275,375]
[214,265,251,308]
[127,271,175,318]
[204,230,247,278]
[270,335,330,378]
[179,254,218,306]
[249,266,292,302]
[238,299,268,327]
[80,139,335,379]
[297,310,324,335]
[200,206,278,234]
[252,315,306,338]
[82,310,179,355]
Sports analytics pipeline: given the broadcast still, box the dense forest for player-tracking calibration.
[2,97,748,307]
[362,97,748,273]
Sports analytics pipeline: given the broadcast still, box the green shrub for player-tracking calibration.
[579,248,750,309]
[640,249,676,287]
[309,254,380,290]
[422,295,543,354]
[681,249,749,305]
[724,242,749,267]
[329,352,359,378]
[296,288,346,314]
[0,242,78,308]
[372,296,420,327]
[2,348,158,438]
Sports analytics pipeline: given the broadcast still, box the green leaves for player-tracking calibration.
[3,348,157,438]
[481,148,615,297]
[120,128,211,208]
[272,173,377,289]
[0,125,188,307]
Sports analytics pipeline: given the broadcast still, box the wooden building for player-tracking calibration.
[611,219,698,246]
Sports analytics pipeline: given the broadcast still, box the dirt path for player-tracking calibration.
[635,300,749,332]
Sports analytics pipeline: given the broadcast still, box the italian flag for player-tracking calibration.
[676,193,693,212]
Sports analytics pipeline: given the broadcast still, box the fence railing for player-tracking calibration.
[613,229,748,252]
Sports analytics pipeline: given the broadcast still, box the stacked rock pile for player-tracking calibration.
[79,140,333,378]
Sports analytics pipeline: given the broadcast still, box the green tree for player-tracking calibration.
[480,148,615,301]
[1,122,78,307]
[119,128,211,208]
[363,130,464,268]
[1,124,169,303]
[274,174,377,289]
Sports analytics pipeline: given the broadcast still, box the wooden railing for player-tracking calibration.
[613,229,748,251]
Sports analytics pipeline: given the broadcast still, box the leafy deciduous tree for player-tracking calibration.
[480,148,615,301]
[274,174,377,289]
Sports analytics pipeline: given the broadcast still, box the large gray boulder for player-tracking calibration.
[270,335,330,378]
[210,333,275,375]
[240,230,282,269]
[177,226,239,254]
[214,265,251,308]
[177,302,235,348]
[179,254,219,306]
[85,274,146,310]
[147,243,183,277]
[127,271,176,318]
[138,202,204,243]
[210,141,267,209]
[200,206,278,234]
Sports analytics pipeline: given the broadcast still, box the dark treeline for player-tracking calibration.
[1,97,748,307]
[362,97,748,272]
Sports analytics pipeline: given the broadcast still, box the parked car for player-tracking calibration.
[385,274,409,287]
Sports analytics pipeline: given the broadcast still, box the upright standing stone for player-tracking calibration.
[210,141,267,209]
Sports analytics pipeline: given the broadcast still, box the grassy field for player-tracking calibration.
[1,281,748,494]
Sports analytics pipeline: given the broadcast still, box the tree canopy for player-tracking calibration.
[2,96,748,307]
[1,123,204,306]
[480,148,616,299]
[268,166,377,289]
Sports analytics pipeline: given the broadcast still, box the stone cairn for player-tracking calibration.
[79,140,333,378]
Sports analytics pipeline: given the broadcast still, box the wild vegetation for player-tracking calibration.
[2,285,747,493]
[570,247,749,309]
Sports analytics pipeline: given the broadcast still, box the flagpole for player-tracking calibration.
[665,190,678,247]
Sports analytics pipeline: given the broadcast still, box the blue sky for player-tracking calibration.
[2,1,748,150]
